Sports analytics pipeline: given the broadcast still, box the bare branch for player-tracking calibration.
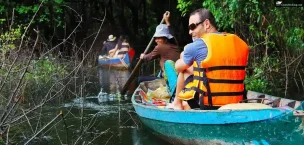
[0,1,44,92]
[24,112,61,145]
[0,29,40,127]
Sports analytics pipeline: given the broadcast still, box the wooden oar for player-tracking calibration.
[121,11,169,95]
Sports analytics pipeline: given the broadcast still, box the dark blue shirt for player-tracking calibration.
[102,41,116,55]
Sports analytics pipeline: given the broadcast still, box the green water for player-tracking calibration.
[12,68,304,145]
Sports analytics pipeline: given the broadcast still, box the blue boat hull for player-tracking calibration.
[132,87,302,124]
[133,103,291,124]
[139,114,304,145]
[131,80,304,144]
[98,49,135,69]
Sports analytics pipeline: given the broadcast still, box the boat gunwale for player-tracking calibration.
[131,87,298,114]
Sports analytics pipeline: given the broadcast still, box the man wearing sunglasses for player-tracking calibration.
[168,8,248,110]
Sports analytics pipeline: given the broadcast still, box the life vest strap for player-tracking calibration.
[209,91,244,96]
[193,76,204,81]
[193,67,205,72]
[183,86,205,95]
[192,64,246,107]
[193,76,244,84]
[209,79,244,84]
[207,66,246,71]
[193,66,246,72]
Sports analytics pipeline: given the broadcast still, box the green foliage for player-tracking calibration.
[0,5,5,14]
[25,57,68,83]
[245,76,268,93]
[177,0,304,52]
[176,0,193,16]
[0,26,22,58]
[0,0,65,28]
[177,0,304,96]
[286,27,304,52]
[245,56,281,93]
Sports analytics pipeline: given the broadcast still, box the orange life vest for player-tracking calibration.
[178,33,249,106]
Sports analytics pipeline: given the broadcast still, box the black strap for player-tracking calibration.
[203,72,213,106]
[193,67,205,72]
[193,76,204,81]
[194,66,246,72]
[199,94,205,110]
[183,86,205,95]
[209,79,244,84]
[194,77,244,84]
[243,84,247,100]
[208,66,246,71]
[209,91,244,96]
[184,88,244,96]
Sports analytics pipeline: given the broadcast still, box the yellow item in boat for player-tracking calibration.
[146,85,170,99]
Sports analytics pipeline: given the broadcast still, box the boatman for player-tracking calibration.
[169,8,249,110]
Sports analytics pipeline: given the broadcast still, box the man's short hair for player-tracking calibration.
[190,8,217,29]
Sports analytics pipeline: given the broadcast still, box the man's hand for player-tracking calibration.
[140,53,145,59]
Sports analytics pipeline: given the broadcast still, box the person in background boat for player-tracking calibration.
[99,34,117,59]
[169,8,249,110]
[109,35,131,59]
[139,11,180,81]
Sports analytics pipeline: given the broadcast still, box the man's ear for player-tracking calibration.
[205,19,213,30]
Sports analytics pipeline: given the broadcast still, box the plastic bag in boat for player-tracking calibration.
[139,79,170,100]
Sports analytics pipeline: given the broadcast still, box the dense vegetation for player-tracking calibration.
[178,0,304,98]
[0,0,303,144]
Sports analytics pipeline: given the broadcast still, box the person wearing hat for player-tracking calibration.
[109,35,131,58]
[138,12,180,98]
[140,12,180,75]
[100,34,117,56]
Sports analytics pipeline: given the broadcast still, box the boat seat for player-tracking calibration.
[218,103,272,110]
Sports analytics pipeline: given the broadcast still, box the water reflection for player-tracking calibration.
[98,68,130,94]
[62,93,168,145]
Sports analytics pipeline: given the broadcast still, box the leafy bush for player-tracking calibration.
[25,57,68,83]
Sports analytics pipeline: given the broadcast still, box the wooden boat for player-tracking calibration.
[131,79,304,144]
[98,48,135,69]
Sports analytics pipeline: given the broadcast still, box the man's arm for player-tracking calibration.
[175,39,208,72]
[175,44,194,72]
[175,58,191,72]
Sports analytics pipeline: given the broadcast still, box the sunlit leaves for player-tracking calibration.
[176,0,192,17]
[0,27,22,58]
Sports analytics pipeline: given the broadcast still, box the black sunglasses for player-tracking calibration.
[188,21,204,31]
